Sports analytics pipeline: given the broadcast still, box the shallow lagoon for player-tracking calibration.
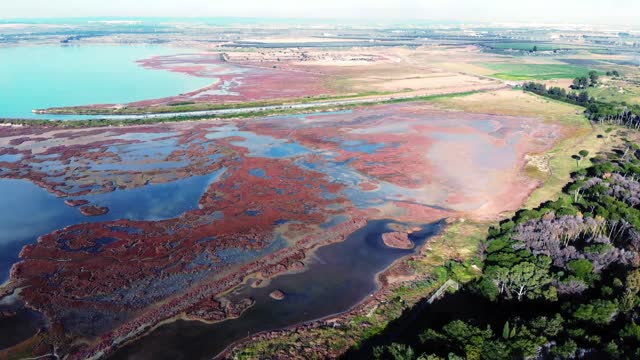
[0,171,224,281]
[0,45,213,119]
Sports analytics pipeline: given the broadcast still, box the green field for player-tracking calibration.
[481,63,598,80]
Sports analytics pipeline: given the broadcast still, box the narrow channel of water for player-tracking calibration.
[112,219,443,360]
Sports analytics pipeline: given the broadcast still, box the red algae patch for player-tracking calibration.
[64,199,88,207]
[359,182,379,191]
[79,205,109,216]
[127,54,331,107]
[381,232,414,250]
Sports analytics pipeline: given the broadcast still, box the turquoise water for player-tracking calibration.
[0,45,213,119]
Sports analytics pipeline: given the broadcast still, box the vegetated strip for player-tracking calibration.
[0,90,486,129]
[34,90,401,116]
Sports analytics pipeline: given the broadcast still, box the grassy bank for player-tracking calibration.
[429,88,586,125]
[523,123,618,209]
[586,80,640,106]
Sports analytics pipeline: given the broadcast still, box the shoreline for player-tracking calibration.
[74,217,370,360]
[0,210,372,360]
[0,87,503,133]
[12,85,504,121]
[219,220,451,359]
[107,219,447,360]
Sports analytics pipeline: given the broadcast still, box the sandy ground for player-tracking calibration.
[214,46,507,96]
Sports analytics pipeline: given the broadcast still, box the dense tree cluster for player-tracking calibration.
[522,81,640,129]
[522,82,592,106]
[571,71,599,90]
[368,139,640,359]
[586,103,640,129]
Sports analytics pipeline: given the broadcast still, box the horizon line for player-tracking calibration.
[1,16,638,28]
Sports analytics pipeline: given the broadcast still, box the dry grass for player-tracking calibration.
[410,220,488,273]
[587,79,640,105]
[229,45,508,96]
[431,88,586,125]
[523,126,608,209]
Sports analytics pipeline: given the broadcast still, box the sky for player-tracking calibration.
[1,0,639,26]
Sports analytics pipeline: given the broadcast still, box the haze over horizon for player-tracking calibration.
[1,0,639,27]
